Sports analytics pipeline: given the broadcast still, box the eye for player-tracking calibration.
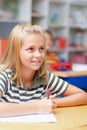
[40,47,45,52]
[27,47,34,52]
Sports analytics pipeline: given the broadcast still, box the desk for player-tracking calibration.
[53,70,87,78]
[0,105,87,130]
[53,71,87,92]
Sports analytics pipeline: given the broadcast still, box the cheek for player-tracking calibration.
[20,51,30,63]
[22,54,31,61]
[42,53,45,58]
[42,54,46,62]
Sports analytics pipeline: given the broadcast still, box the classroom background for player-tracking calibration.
[0,0,87,91]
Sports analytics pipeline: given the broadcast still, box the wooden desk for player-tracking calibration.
[53,70,87,78]
[0,105,87,130]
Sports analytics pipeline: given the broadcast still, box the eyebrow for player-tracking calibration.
[30,42,44,45]
[25,43,45,47]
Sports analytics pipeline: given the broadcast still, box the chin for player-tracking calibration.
[32,67,40,70]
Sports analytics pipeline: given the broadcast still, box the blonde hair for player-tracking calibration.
[0,24,48,86]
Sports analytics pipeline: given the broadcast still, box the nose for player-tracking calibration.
[34,50,41,57]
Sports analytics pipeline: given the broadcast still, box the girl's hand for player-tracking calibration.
[49,94,57,99]
[36,98,57,114]
[49,94,58,108]
[36,98,52,114]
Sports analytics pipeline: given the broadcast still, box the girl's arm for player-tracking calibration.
[52,84,87,107]
[0,101,50,117]
[0,91,57,117]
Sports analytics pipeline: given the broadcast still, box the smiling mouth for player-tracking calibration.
[32,61,40,62]
[32,61,41,64]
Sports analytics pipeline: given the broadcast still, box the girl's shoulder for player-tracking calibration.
[0,67,13,79]
[47,70,59,78]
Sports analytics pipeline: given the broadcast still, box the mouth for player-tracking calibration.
[31,60,42,65]
[32,60,41,63]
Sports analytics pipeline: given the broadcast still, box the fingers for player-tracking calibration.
[42,94,56,100]
[52,100,58,108]
[40,97,58,109]
[49,94,57,99]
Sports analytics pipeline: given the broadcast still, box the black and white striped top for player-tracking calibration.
[0,69,69,103]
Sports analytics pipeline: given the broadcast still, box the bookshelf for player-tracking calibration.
[0,0,87,63]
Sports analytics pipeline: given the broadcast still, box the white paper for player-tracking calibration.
[0,113,57,123]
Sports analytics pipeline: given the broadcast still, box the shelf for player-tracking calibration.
[50,0,67,4]
[68,47,87,52]
[70,1,87,6]
[48,0,87,63]
[0,0,87,63]
[69,25,87,30]
[49,24,67,28]
[32,12,46,18]
[49,49,66,53]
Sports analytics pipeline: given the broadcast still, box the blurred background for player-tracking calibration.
[0,0,87,70]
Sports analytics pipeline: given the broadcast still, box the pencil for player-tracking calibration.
[47,89,50,99]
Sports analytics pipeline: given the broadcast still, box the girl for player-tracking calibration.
[0,24,87,117]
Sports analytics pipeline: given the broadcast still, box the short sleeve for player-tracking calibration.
[0,72,8,95]
[48,71,69,96]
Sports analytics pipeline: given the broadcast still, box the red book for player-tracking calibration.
[0,38,8,57]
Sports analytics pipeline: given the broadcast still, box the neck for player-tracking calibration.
[21,69,36,89]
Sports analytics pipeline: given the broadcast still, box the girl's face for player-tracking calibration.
[19,33,45,72]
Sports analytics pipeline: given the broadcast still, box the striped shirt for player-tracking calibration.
[0,69,69,103]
